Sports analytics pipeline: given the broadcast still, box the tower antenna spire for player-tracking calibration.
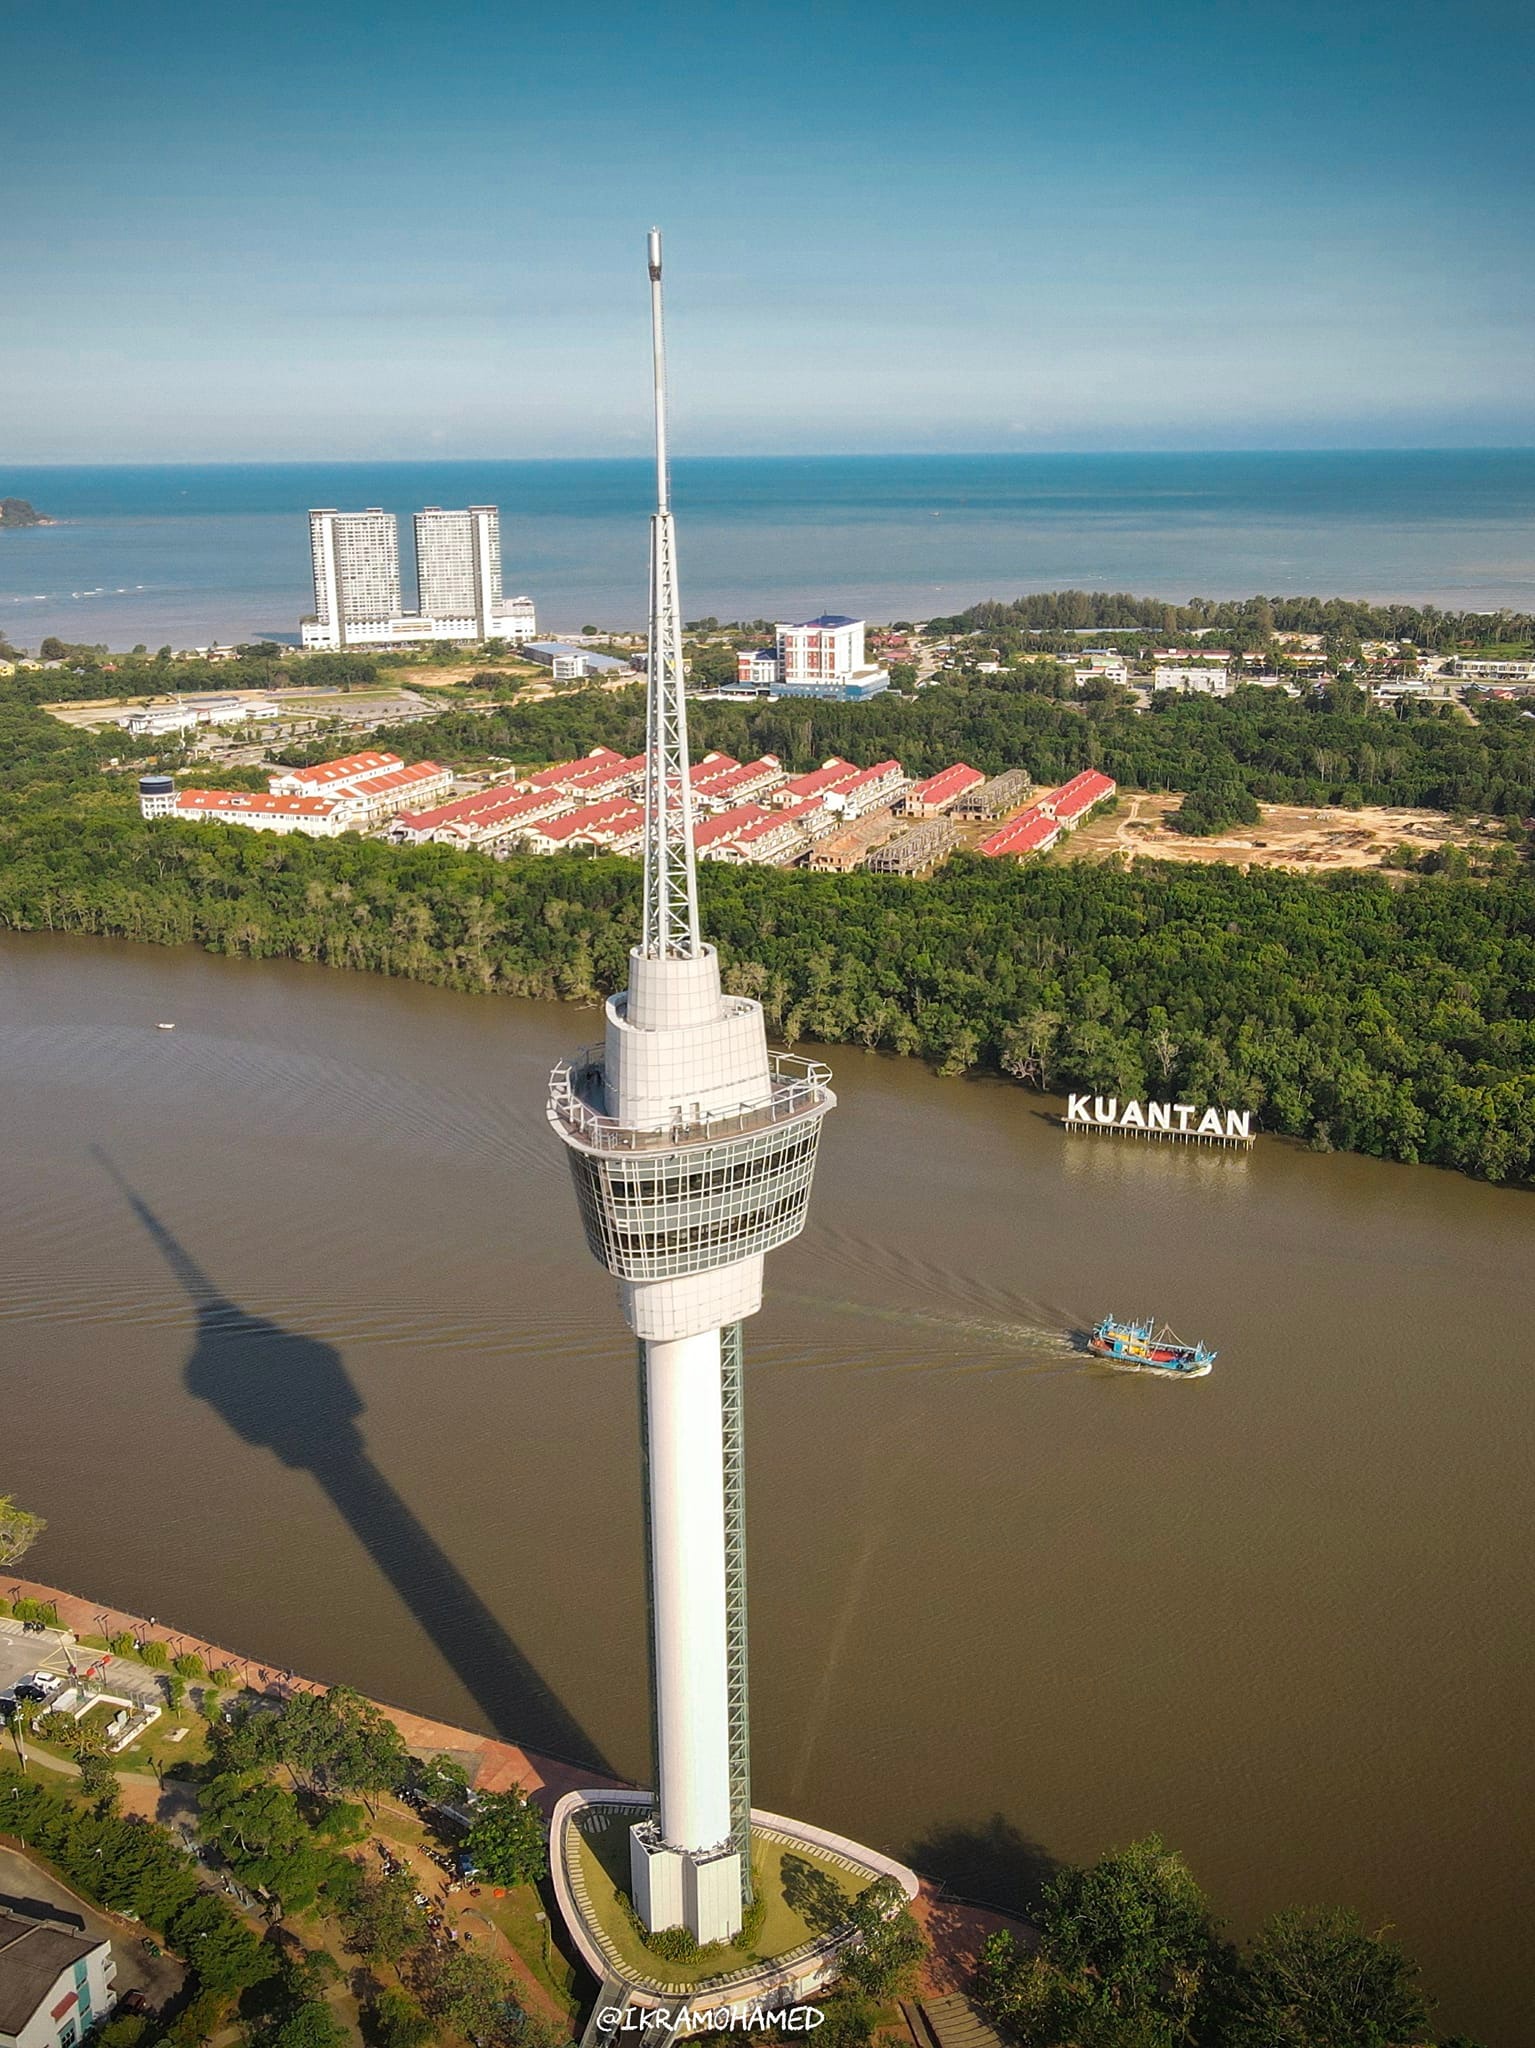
[641,227,701,959]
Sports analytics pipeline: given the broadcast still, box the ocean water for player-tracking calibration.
[2,451,1532,651]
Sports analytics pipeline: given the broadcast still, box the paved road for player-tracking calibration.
[0,1843,187,2012]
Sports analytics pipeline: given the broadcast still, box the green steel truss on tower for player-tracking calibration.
[634,1326,754,1911]
[721,1319,753,1902]
[635,1342,661,1839]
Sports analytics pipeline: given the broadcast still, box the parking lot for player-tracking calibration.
[0,1617,165,1716]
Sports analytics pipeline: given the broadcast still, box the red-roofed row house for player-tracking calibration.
[978,770,1116,860]
[521,797,646,855]
[902,762,984,816]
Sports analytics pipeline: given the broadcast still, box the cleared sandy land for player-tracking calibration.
[393,662,542,688]
[45,687,422,729]
[1058,790,1504,871]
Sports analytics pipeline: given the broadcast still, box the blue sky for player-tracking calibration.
[5,0,1532,459]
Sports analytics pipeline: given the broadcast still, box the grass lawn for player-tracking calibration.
[571,1812,867,1989]
[479,1881,579,2009]
[332,1798,579,2019]
[118,1712,214,1774]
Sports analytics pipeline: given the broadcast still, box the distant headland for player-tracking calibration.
[1,495,55,528]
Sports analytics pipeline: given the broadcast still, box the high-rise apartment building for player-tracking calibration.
[302,504,536,651]
[308,509,403,645]
[414,505,504,636]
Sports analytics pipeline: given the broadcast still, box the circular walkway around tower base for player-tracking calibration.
[551,1788,920,2020]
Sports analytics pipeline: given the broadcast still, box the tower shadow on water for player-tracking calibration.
[94,1147,608,1771]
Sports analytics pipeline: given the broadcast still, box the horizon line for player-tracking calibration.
[7,445,1535,472]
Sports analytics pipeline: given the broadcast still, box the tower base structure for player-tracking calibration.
[553,1790,919,2026]
[630,1825,742,1949]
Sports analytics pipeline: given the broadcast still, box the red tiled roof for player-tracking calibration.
[533,798,644,843]
[907,762,983,807]
[693,803,771,850]
[176,789,339,818]
[524,747,625,789]
[836,758,903,792]
[978,808,1060,857]
[402,787,566,836]
[395,782,527,829]
[343,761,447,800]
[774,758,860,802]
[279,750,401,786]
[692,757,786,804]
[1046,770,1116,820]
[732,809,804,845]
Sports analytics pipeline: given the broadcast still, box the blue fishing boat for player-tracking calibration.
[1089,1315,1215,1376]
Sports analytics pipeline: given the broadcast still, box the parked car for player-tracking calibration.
[117,1991,151,2016]
[28,1672,63,1695]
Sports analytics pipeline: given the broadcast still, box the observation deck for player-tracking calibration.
[548,1048,835,1283]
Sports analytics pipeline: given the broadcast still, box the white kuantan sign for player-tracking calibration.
[1066,1094,1253,1142]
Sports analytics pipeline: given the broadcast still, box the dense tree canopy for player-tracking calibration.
[1,796,1531,1182]
[0,1769,274,1999]
[0,1492,45,1566]
[927,588,1535,658]
[465,1785,547,1887]
[976,1837,1463,2048]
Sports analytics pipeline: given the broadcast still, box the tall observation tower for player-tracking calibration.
[548,230,835,1947]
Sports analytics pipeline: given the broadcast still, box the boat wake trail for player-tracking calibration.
[774,1288,1081,1374]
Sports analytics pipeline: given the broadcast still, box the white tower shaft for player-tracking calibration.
[644,1331,733,1851]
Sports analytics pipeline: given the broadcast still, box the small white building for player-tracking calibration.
[1074,652,1129,687]
[120,696,278,736]
[1154,665,1231,697]
[137,775,177,817]
[734,650,780,689]
[0,1908,117,2048]
[1457,659,1535,683]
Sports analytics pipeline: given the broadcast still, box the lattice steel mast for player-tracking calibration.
[642,228,702,962]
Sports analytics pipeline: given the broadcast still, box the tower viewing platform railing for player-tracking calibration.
[548,1048,833,1155]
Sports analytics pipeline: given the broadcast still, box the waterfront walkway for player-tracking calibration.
[1,1573,621,1809]
[2,1574,1030,1999]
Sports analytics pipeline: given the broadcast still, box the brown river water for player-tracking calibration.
[1,933,1530,2042]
